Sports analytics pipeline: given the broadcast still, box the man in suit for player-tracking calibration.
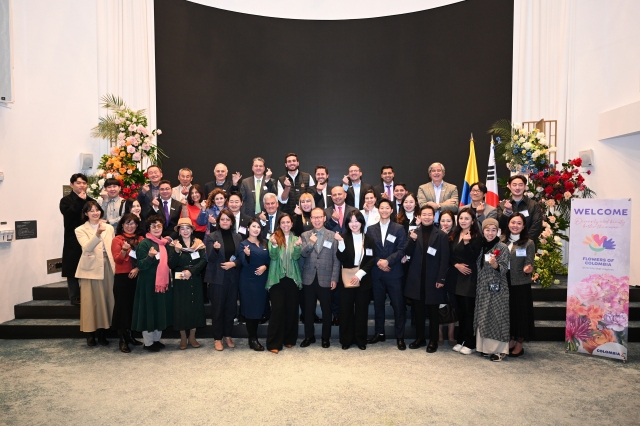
[60,173,93,305]
[309,165,333,208]
[299,208,341,348]
[137,165,163,215]
[146,180,181,240]
[373,165,398,204]
[277,152,315,215]
[204,163,241,200]
[366,199,408,350]
[324,186,357,234]
[392,183,407,215]
[227,192,252,240]
[342,164,372,210]
[239,157,276,217]
[171,168,193,204]
[258,193,284,241]
[497,175,543,246]
[461,181,498,232]
[417,162,459,225]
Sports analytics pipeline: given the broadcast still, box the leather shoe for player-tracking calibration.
[249,339,265,351]
[508,348,525,358]
[409,338,427,349]
[143,343,160,352]
[332,316,340,326]
[269,349,279,354]
[321,339,330,348]
[357,345,366,350]
[397,339,407,350]
[342,344,350,350]
[300,337,316,347]
[125,330,143,346]
[71,298,81,306]
[426,341,438,353]
[367,334,386,344]
[86,333,96,347]
[119,336,131,353]
[97,329,109,346]
[314,315,322,324]
[259,315,269,325]
[154,341,165,349]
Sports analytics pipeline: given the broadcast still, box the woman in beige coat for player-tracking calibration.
[75,200,116,346]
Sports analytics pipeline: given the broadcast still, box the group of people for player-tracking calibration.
[59,153,542,361]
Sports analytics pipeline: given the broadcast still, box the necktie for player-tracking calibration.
[163,201,169,226]
[337,206,343,228]
[255,179,261,214]
[386,185,392,200]
[269,215,274,233]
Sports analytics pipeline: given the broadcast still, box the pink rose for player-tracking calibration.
[110,146,119,155]
[128,124,137,132]
[142,143,151,151]
[576,281,604,303]
[132,152,141,161]
[126,145,136,154]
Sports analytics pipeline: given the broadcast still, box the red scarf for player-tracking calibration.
[146,233,170,293]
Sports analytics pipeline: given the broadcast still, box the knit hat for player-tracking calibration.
[482,218,499,231]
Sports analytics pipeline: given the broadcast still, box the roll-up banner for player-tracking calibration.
[565,198,631,362]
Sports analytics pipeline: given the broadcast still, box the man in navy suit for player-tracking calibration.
[366,198,408,350]
[145,179,181,240]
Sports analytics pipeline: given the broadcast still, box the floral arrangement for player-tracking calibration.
[492,121,556,174]
[88,95,166,200]
[565,273,629,353]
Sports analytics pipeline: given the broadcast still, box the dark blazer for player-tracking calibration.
[59,192,94,277]
[146,197,181,239]
[136,184,161,217]
[461,203,498,232]
[204,230,243,284]
[204,179,239,200]
[233,212,253,240]
[335,233,376,291]
[300,227,341,287]
[324,204,358,233]
[292,212,313,237]
[309,185,333,209]
[259,210,285,241]
[497,196,543,244]
[345,182,373,208]
[404,225,450,305]
[444,233,482,297]
[365,221,407,280]
[373,183,398,203]
[399,214,418,235]
[239,176,276,216]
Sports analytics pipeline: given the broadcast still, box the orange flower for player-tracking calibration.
[567,296,587,316]
[582,329,617,354]
[119,151,126,157]
[586,305,604,329]
[119,167,126,174]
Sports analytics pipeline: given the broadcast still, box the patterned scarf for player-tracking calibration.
[146,233,170,293]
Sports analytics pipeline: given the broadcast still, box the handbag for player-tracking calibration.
[439,293,458,325]
[341,237,365,288]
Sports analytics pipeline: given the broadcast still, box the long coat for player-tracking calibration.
[168,236,207,330]
[74,222,115,280]
[474,241,510,342]
[204,230,243,285]
[403,226,450,305]
[60,192,93,277]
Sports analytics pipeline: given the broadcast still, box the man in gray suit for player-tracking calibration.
[299,207,341,348]
[239,157,276,217]
[460,182,497,231]
[417,162,459,225]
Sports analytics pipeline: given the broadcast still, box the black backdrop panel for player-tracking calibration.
[154,0,513,195]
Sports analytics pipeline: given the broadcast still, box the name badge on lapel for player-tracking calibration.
[484,253,491,262]
[191,252,200,260]
[516,248,527,257]
[129,250,137,259]
[238,226,247,235]
[409,226,418,232]
[365,248,373,256]
[427,246,437,256]
[386,234,396,243]
[323,240,332,249]
[521,210,529,217]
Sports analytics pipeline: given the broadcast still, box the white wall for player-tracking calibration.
[0,0,102,322]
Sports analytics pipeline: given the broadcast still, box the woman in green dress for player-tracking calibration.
[131,215,173,352]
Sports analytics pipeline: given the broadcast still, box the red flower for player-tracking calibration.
[554,193,563,201]
[577,175,585,184]
[564,181,575,191]
[586,170,591,175]
[547,176,559,185]
[545,186,554,194]
[572,158,582,167]
[131,192,138,199]
[143,172,149,178]
[538,171,545,178]
[493,249,501,257]
[123,187,131,194]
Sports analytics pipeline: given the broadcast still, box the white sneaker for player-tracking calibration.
[460,346,476,355]
[452,344,462,352]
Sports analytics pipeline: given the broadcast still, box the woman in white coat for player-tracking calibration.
[75,200,116,346]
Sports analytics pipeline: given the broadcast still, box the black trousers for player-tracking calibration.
[66,276,80,301]
[246,319,259,340]
[411,298,440,343]
[339,285,370,347]
[209,272,238,340]
[456,294,476,349]
[304,276,332,339]
[266,278,299,350]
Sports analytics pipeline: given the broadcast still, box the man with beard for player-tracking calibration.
[277,152,315,215]
[309,165,332,208]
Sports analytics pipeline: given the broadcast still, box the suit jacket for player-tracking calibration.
[365,221,407,279]
[403,225,450,304]
[417,181,459,214]
[460,203,498,232]
[335,233,376,291]
[137,184,160,217]
[497,196,543,244]
[324,204,357,233]
[233,212,253,240]
[239,176,276,216]
[259,210,285,241]
[204,179,239,200]
[309,185,333,209]
[503,237,535,286]
[373,183,398,203]
[204,230,243,285]
[60,191,94,276]
[300,227,341,287]
[345,182,373,209]
[74,222,116,280]
[146,198,181,239]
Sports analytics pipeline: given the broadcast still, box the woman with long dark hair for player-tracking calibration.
[182,183,207,240]
[438,209,457,346]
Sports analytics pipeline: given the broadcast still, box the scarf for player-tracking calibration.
[146,232,170,293]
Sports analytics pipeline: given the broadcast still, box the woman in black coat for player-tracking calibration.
[404,205,450,353]
[446,207,482,355]
[335,210,376,350]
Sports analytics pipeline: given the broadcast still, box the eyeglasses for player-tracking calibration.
[310,216,324,220]
[149,223,163,229]
[470,189,483,193]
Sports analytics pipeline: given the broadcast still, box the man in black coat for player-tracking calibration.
[497,175,543,247]
[59,173,93,305]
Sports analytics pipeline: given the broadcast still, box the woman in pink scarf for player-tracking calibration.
[131,215,174,351]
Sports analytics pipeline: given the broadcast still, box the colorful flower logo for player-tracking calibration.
[583,234,616,252]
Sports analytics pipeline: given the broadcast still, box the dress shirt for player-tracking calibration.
[254,176,264,213]
[379,220,390,246]
[337,233,367,280]
[433,182,443,223]
[171,184,191,202]
[234,212,241,232]
[343,182,362,209]
[277,170,315,203]
[363,207,380,233]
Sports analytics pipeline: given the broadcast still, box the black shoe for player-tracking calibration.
[154,341,165,350]
[397,339,406,351]
[119,336,131,353]
[143,343,160,352]
[367,334,386,344]
[86,333,96,347]
[426,341,438,353]
[322,339,330,348]
[508,348,524,358]
[97,329,109,346]
[249,339,265,351]
[125,330,143,346]
[300,337,316,347]
[358,345,366,350]
[332,317,340,326]
[409,338,427,349]
[237,314,246,324]
[71,298,81,306]
[314,315,322,324]
[299,314,305,324]
[259,316,269,325]
[342,344,350,350]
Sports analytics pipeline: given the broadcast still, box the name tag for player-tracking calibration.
[427,246,437,256]
[174,272,184,279]
[295,189,300,192]
[516,248,527,257]
[191,252,200,260]
[129,250,137,259]
[264,186,268,190]
[406,255,411,260]
[238,226,247,235]
[323,240,333,249]
[484,253,491,262]
[521,210,529,217]
[365,248,373,256]
[230,255,237,262]
[409,226,418,232]
[267,233,272,240]
[155,253,160,260]
[386,234,396,243]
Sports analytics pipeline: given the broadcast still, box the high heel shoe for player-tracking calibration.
[189,338,201,348]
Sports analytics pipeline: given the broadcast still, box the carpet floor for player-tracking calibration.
[0,339,638,425]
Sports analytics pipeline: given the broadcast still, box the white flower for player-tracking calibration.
[553,279,560,285]
[554,236,562,243]
[106,173,113,179]
[124,112,130,118]
[519,136,525,143]
[525,191,534,198]
[531,150,540,159]
[513,122,522,130]
[119,105,125,110]
[156,129,162,135]
[132,117,137,123]
[536,186,543,192]
[127,169,133,175]
[91,183,98,189]
[119,127,124,131]
[523,142,532,150]
[537,132,545,138]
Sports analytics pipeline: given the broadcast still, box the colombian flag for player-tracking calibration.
[460,135,479,207]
